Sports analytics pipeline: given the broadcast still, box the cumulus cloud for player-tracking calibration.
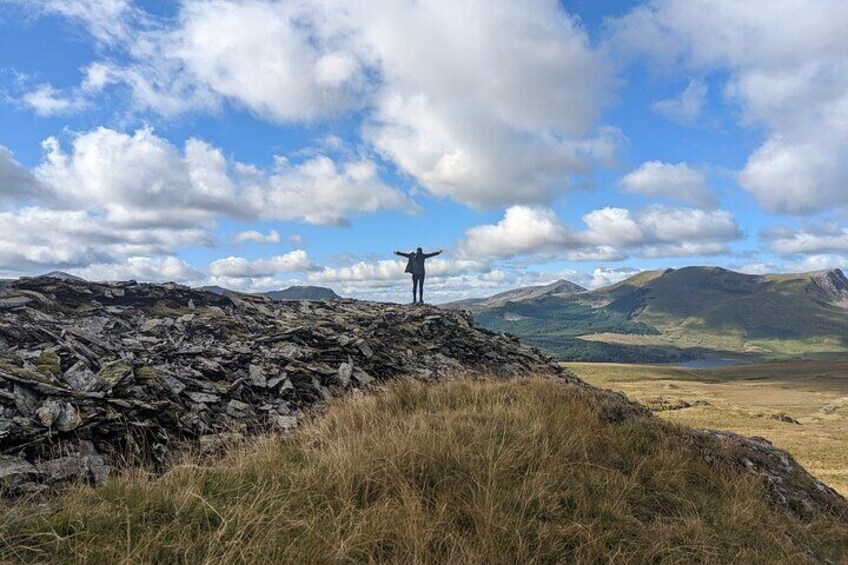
[1,127,411,277]
[33,127,412,228]
[29,0,618,209]
[0,207,211,275]
[765,226,848,256]
[458,207,572,261]
[208,250,315,278]
[233,229,281,244]
[0,146,48,203]
[612,0,848,214]
[36,128,242,227]
[457,205,740,261]
[619,161,716,207]
[650,78,707,124]
[308,257,487,284]
[788,254,848,273]
[165,0,365,121]
[71,256,202,282]
[356,0,618,207]
[247,156,417,226]
[579,267,641,288]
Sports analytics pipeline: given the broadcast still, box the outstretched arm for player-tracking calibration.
[423,250,443,259]
[394,251,412,258]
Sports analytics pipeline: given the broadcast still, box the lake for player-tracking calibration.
[677,358,751,369]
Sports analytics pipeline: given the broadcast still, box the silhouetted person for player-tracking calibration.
[394,247,442,304]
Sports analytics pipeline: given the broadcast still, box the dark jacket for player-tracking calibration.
[395,251,440,275]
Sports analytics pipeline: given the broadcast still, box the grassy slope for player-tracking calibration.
[566,360,848,495]
[2,377,847,564]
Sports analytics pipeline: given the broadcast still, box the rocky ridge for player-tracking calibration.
[0,277,564,493]
[0,277,845,525]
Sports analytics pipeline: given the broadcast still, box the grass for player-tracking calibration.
[2,377,847,564]
[566,360,848,495]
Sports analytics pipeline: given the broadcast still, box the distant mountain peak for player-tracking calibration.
[808,269,848,306]
[444,278,585,311]
[36,271,86,282]
[262,286,341,301]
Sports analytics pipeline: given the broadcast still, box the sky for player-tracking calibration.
[1,0,847,303]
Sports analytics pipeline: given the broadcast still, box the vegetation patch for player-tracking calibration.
[2,378,846,564]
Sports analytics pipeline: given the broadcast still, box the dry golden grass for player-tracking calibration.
[2,377,847,564]
[566,360,848,495]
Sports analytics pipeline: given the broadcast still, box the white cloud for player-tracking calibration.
[787,254,848,273]
[766,226,848,256]
[208,250,315,278]
[36,128,240,227]
[308,257,487,284]
[163,0,365,121]
[0,146,47,203]
[457,205,740,261]
[1,127,412,277]
[635,206,740,244]
[613,0,848,214]
[32,0,617,209]
[737,135,848,214]
[458,207,573,261]
[233,229,281,244]
[650,79,707,124]
[580,267,641,289]
[619,161,716,207]
[247,155,417,226]
[21,84,87,116]
[71,256,202,282]
[737,263,778,276]
[0,207,211,274]
[33,127,412,228]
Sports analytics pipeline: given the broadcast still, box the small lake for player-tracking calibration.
[677,358,751,370]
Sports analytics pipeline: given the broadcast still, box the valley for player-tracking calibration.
[568,359,848,495]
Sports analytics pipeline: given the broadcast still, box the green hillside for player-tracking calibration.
[463,267,848,362]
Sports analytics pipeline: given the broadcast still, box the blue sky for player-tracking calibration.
[1,0,847,302]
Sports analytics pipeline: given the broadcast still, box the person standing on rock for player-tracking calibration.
[394,247,442,304]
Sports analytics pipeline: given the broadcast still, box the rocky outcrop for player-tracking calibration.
[808,269,848,308]
[0,277,564,494]
[694,431,847,521]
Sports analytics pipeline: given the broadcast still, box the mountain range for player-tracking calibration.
[447,279,586,312]
[447,266,848,362]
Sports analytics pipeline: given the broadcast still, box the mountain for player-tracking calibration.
[36,271,86,282]
[262,285,340,300]
[200,285,341,301]
[445,279,586,312]
[466,267,848,362]
[200,285,241,296]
